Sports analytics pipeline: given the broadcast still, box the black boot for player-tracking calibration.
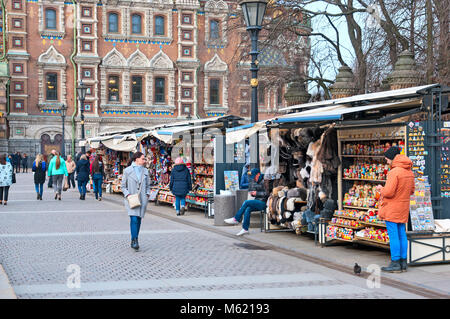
[400,259,408,272]
[37,193,40,200]
[131,239,139,251]
[381,260,402,273]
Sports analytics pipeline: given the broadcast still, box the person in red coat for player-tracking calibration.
[376,146,415,273]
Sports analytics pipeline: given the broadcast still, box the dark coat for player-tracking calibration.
[169,164,192,197]
[76,159,90,182]
[32,161,46,184]
[21,156,28,166]
[249,174,269,202]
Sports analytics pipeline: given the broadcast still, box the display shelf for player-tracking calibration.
[343,178,386,183]
[341,155,385,158]
[361,221,386,228]
[354,236,389,246]
[325,235,354,243]
[328,223,364,230]
[343,205,378,211]
[186,199,207,207]
[340,137,405,142]
[333,213,360,220]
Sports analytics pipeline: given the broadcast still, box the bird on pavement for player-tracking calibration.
[354,263,362,276]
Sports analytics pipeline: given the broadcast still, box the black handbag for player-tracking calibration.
[12,173,16,184]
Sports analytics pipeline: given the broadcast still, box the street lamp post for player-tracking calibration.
[76,80,88,154]
[239,0,268,168]
[60,104,67,158]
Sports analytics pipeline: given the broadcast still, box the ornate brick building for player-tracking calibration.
[2,0,311,156]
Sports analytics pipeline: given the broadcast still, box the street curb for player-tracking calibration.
[0,264,17,299]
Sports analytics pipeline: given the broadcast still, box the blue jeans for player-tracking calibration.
[34,183,44,197]
[130,216,142,240]
[234,199,266,231]
[175,195,186,212]
[385,221,408,261]
[92,174,103,199]
[78,180,87,196]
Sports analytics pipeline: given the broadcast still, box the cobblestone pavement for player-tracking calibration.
[0,173,428,299]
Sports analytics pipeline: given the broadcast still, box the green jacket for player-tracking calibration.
[47,156,68,177]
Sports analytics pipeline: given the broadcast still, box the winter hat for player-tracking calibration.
[249,168,263,182]
[175,157,184,165]
[384,146,401,160]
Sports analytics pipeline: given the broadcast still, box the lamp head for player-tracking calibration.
[239,0,268,29]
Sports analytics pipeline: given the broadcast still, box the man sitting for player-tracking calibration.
[225,168,269,236]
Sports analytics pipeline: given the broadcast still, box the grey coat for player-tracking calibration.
[121,165,151,218]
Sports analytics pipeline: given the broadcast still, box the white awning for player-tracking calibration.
[151,123,219,144]
[279,84,437,112]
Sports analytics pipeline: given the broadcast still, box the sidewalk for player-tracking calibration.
[0,264,17,299]
[98,191,450,298]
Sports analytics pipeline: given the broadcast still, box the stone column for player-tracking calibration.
[284,78,311,107]
[388,50,421,90]
[329,65,358,99]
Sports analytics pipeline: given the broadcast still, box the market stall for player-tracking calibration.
[226,83,450,259]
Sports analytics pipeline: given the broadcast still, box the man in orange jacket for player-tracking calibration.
[376,146,415,273]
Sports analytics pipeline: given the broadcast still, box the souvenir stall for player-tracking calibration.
[226,84,450,259]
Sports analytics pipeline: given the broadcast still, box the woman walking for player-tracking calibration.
[0,154,13,205]
[90,155,105,201]
[47,151,68,200]
[32,154,46,200]
[121,152,150,251]
[66,155,77,189]
[75,155,90,200]
[169,157,192,216]
[21,153,29,173]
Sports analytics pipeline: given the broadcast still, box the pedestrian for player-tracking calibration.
[121,152,150,251]
[32,154,46,200]
[169,157,192,216]
[75,154,90,200]
[376,146,415,273]
[47,149,56,188]
[66,155,77,189]
[47,151,68,201]
[225,168,269,236]
[90,155,105,201]
[0,154,13,205]
[21,153,29,173]
[12,152,20,174]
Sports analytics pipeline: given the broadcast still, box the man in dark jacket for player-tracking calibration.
[225,168,268,236]
[169,157,192,216]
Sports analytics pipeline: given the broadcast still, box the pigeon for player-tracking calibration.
[354,263,362,276]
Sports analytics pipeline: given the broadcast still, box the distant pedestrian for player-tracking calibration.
[47,151,68,201]
[377,146,415,273]
[121,152,150,251]
[90,155,105,201]
[75,155,90,200]
[66,155,76,189]
[32,154,46,200]
[47,149,57,188]
[12,152,21,174]
[0,154,13,205]
[169,157,192,216]
[21,153,29,173]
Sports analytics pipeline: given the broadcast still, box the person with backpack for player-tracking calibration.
[90,155,105,201]
[47,151,68,200]
[169,157,192,216]
[32,154,46,200]
[0,154,13,205]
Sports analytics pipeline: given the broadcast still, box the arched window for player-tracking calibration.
[46,73,58,101]
[131,14,142,34]
[154,16,165,36]
[154,77,165,103]
[209,79,220,105]
[108,12,119,33]
[45,8,57,30]
[210,20,219,39]
[108,75,120,102]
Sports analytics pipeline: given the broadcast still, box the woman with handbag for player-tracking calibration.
[90,155,105,201]
[121,152,150,251]
[0,154,13,205]
[47,151,68,200]
[66,155,77,189]
[32,154,46,200]
[76,155,90,200]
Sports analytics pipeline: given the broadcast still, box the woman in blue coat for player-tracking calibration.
[76,155,90,200]
[169,157,192,216]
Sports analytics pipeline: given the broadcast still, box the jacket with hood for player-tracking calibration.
[76,159,90,182]
[378,154,415,223]
[169,164,192,197]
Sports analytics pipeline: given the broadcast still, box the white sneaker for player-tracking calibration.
[224,217,239,225]
[236,229,249,236]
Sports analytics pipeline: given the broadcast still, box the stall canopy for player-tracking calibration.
[150,123,220,144]
[226,98,423,144]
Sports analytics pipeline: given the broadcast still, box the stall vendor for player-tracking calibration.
[225,168,269,236]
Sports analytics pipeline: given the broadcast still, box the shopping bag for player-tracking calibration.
[63,176,69,191]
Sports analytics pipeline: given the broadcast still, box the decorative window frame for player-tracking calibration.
[38,2,65,38]
[204,0,228,47]
[203,53,228,112]
[37,46,67,111]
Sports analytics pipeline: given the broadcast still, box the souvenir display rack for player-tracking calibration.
[324,126,408,249]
